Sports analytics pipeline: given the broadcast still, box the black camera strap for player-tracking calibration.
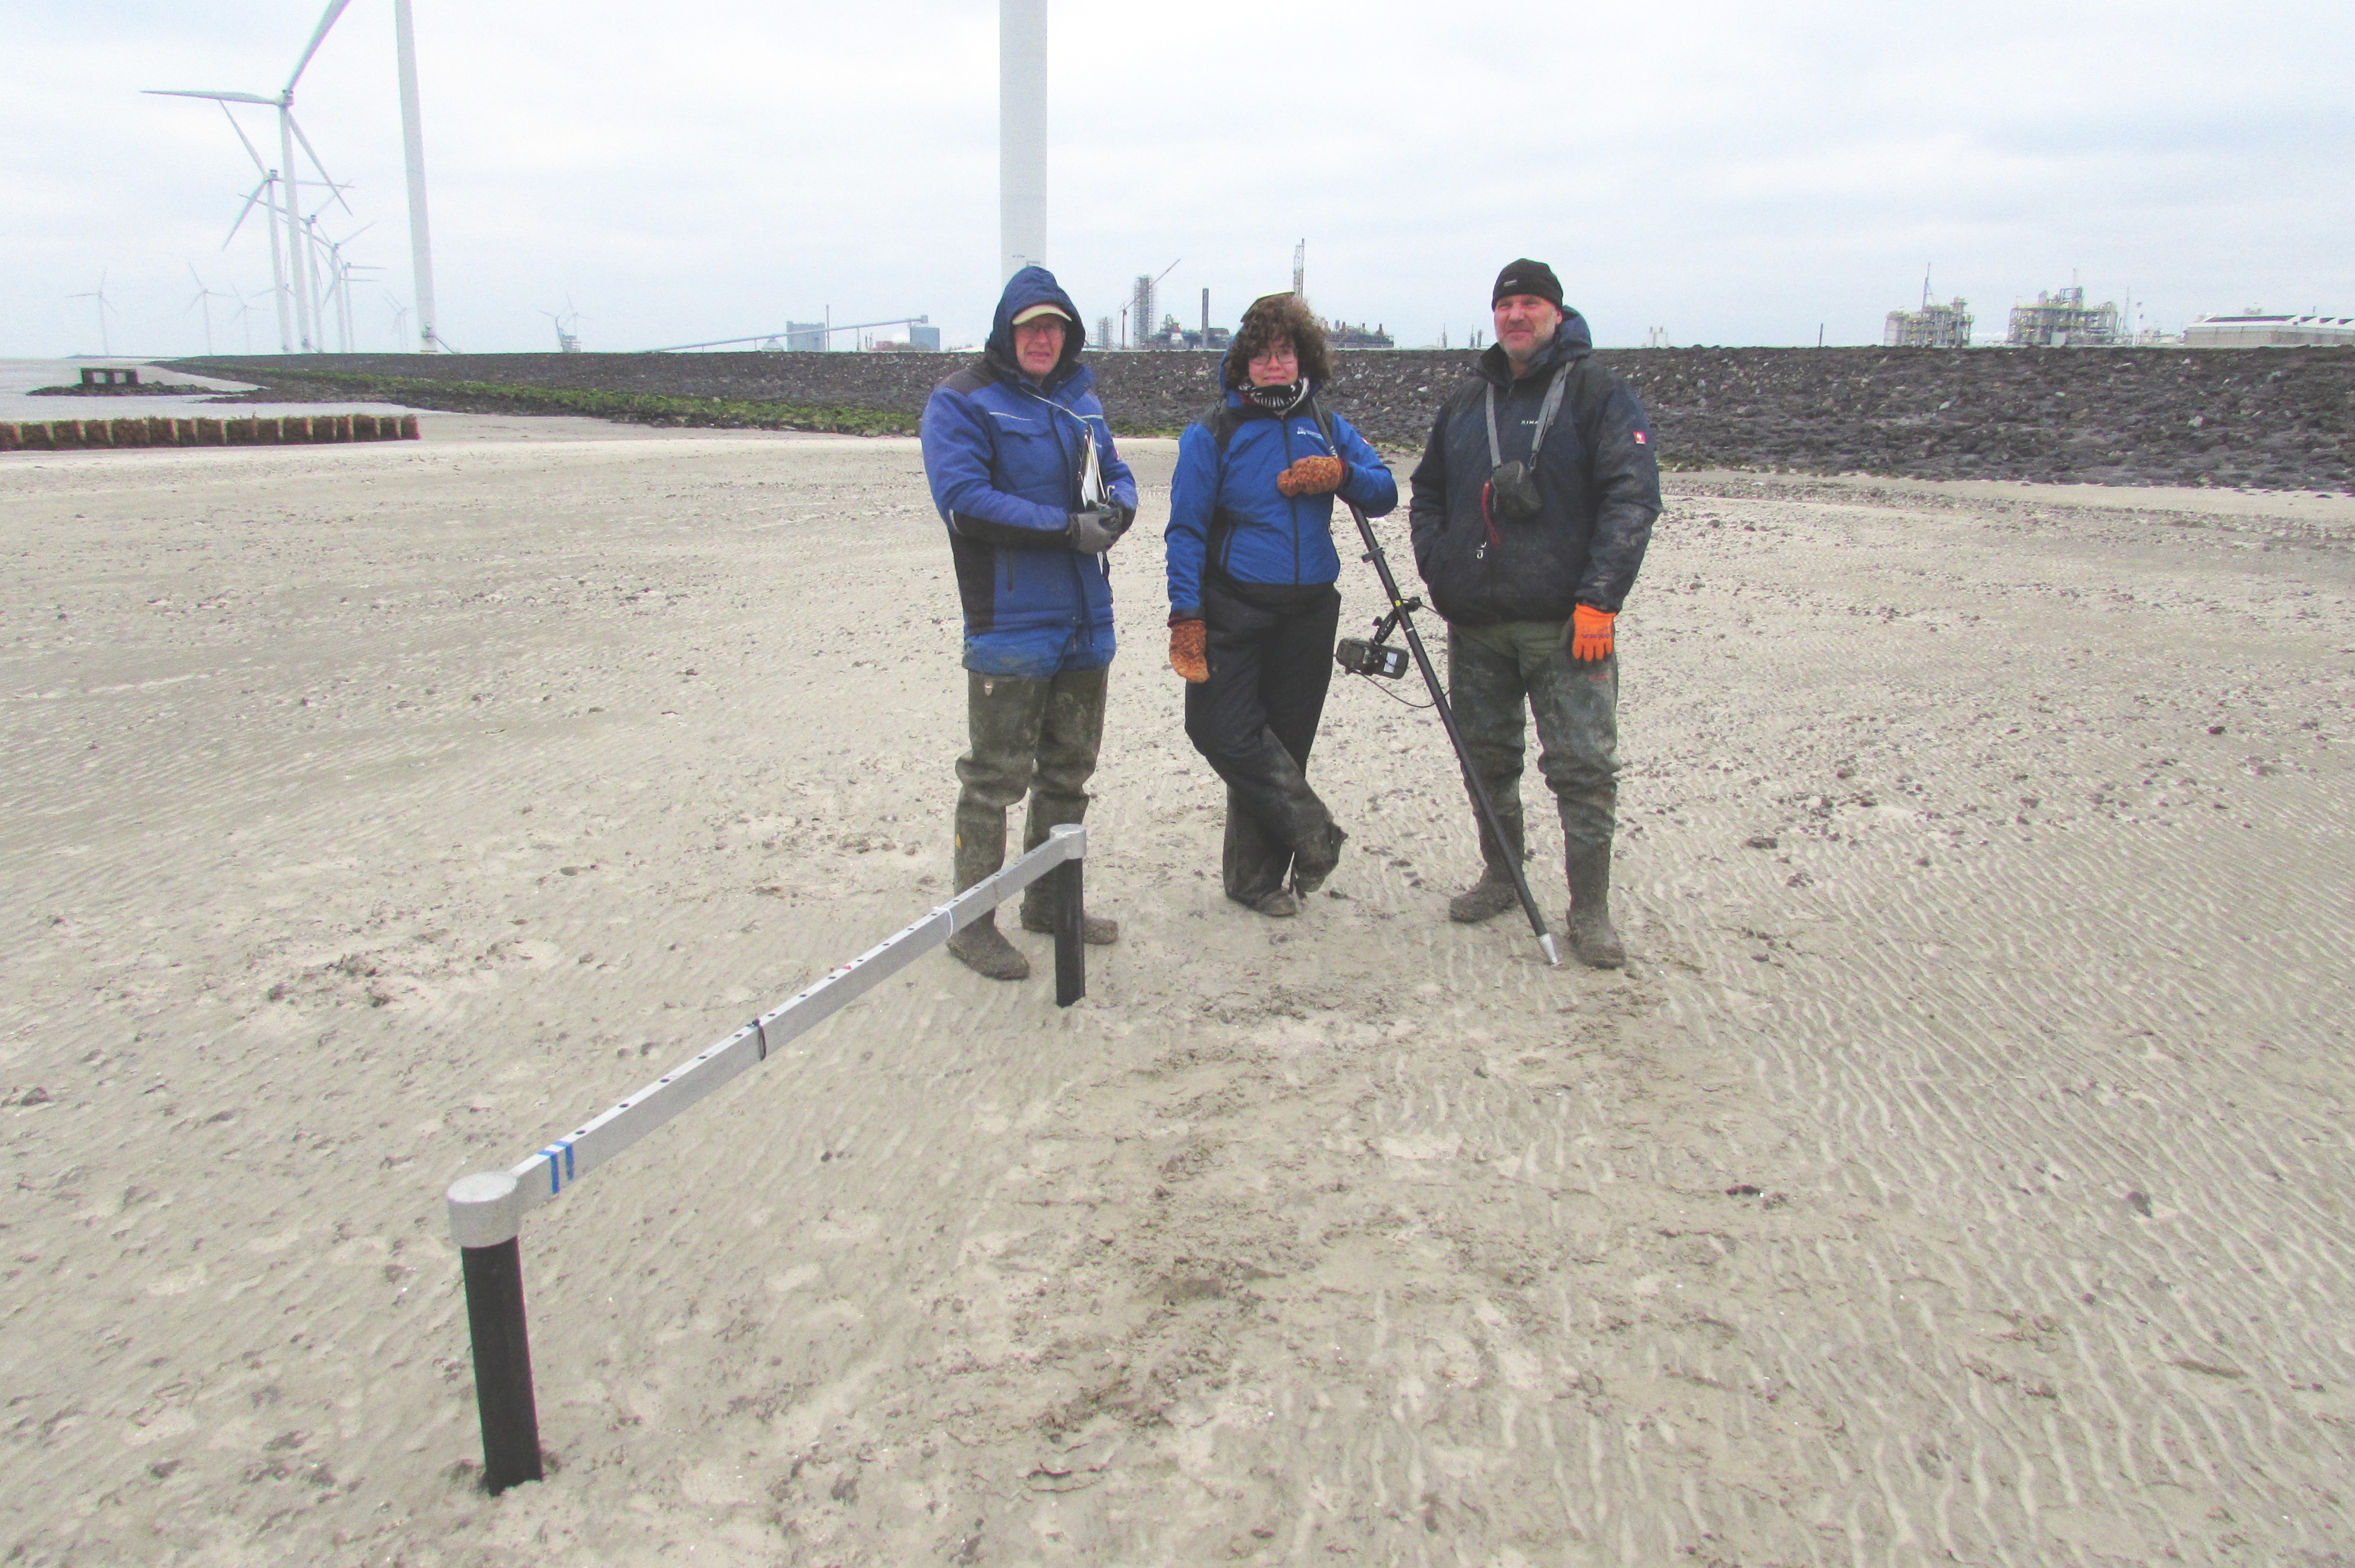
[1485,360,1573,471]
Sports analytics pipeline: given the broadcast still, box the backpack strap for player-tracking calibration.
[1478,356,1616,501]
[1485,361,1573,470]
[1203,398,1247,459]
[1200,398,1249,579]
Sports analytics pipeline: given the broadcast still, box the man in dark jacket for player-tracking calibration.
[922,265,1137,981]
[1408,260,1661,967]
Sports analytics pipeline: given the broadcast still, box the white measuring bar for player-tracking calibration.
[446,823,1083,1248]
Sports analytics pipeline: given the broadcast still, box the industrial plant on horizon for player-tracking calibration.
[1887,270,2355,350]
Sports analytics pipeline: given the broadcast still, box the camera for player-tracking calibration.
[1336,636,1409,680]
[1488,460,1543,520]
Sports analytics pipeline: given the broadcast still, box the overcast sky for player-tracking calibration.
[6,1,2350,358]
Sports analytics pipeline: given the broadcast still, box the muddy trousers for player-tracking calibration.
[1445,620,1618,872]
[1182,579,1342,905]
[953,667,1109,913]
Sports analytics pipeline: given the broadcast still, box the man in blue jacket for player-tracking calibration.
[1409,260,1661,968]
[922,265,1137,981]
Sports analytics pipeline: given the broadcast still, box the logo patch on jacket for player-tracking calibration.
[1633,430,1648,444]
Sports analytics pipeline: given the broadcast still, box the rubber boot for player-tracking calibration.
[1019,882,1119,945]
[947,802,1029,981]
[1564,842,1624,969]
[1290,820,1348,896]
[1016,799,1117,945]
[1220,786,1293,911]
[1448,799,1525,923]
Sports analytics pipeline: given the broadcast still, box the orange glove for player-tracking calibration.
[1568,604,1616,662]
[1169,618,1209,683]
[1275,456,1345,497]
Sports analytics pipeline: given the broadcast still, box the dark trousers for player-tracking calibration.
[1182,578,1341,903]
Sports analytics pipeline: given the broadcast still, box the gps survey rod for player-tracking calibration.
[1336,494,1561,968]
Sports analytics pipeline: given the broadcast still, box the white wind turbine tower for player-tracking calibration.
[187,265,238,356]
[1000,0,1046,282]
[316,224,381,352]
[72,272,119,358]
[235,288,271,354]
[213,105,294,351]
[146,0,356,354]
[394,0,441,351]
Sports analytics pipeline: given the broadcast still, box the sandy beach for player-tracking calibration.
[4,417,2352,1565]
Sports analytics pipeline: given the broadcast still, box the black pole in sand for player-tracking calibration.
[1048,822,1086,1007]
[447,1172,543,1493]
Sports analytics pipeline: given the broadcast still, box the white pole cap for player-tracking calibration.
[446,1170,522,1248]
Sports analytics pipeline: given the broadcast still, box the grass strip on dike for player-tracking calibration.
[173,364,920,437]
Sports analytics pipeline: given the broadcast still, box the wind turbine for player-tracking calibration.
[211,103,291,351]
[187,265,238,356]
[145,0,355,353]
[540,297,586,353]
[303,219,373,352]
[235,288,271,354]
[71,272,119,358]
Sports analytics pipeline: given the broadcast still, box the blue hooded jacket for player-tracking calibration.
[921,266,1139,678]
[1164,387,1396,619]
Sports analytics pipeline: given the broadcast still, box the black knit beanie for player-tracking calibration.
[1492,259,1564,310]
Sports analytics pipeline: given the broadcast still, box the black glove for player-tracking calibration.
[1067,507,1126,554]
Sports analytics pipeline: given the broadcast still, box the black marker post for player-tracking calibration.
[446,1171,543,1494]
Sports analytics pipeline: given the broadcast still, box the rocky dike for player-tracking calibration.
[177,344,2353,491]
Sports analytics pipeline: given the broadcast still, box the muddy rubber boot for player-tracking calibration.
[1246,888,1299,918]
[947,802,1030,981]
[1220,786,1293,911]
[1016,812,1117,945]
[1448,800,1525,923]
[1019,889,1118,945]
[1290,820,1348,897]
[1564,842,1625,969]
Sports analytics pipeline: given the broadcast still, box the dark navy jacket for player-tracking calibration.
[1164,387,1396,620]
[1408,311,1661,623]
[921,267,1139,677]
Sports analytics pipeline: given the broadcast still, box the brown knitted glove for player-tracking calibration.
[1276,456,1346,497]
[1168,619,1209,683]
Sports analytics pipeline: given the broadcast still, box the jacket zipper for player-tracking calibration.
[1284,421,1301,584]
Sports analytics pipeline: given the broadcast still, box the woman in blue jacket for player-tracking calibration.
[1165,292,1397,916]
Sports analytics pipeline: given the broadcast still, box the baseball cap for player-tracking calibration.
[1011,303,1073,327]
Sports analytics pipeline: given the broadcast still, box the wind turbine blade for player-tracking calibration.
[218,101,271,175]
[287,115,353,213]
[224,180,270,248]
[284,0,354,94]
[145,88,277,105]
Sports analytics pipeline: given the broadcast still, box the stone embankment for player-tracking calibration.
[176,346,2353,490]
[1,412,420,452]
